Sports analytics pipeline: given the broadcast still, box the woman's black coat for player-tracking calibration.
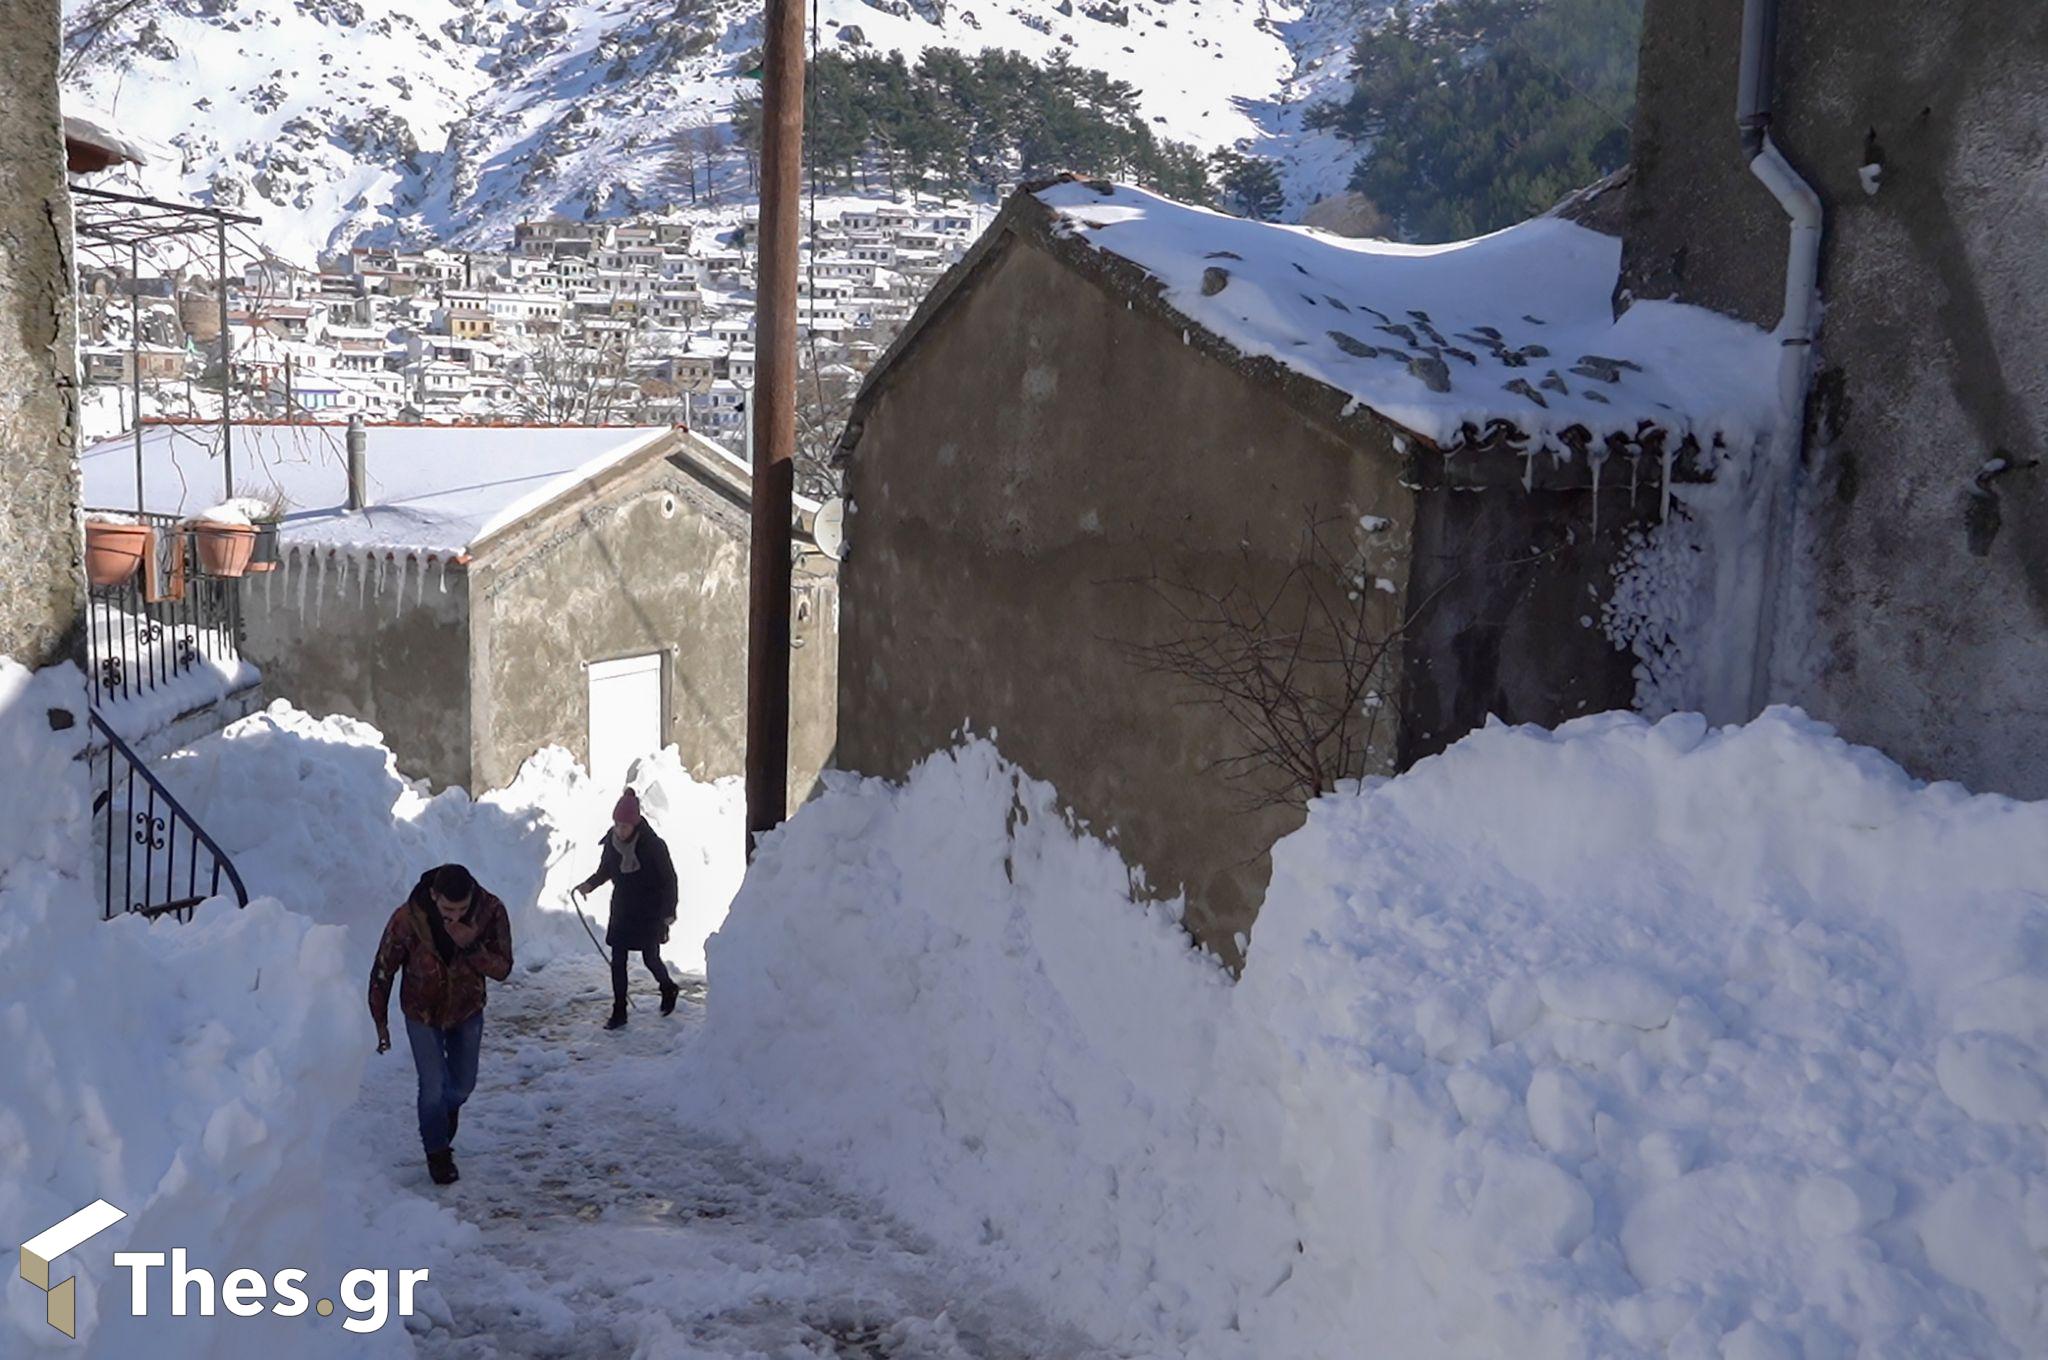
[586,825,679,951]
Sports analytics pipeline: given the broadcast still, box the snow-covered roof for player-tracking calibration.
[1032,181,1780,457]
[60,99,157,170]
[80,422,675,555]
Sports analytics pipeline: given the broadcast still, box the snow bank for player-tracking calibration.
[1243,708,2048,1358]
[688,749,1295,1353]
[0,662,393,1357]
[160,702,743,972]
[692,711,2048,1359]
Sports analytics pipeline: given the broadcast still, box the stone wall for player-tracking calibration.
[240,548,475,788]
[0,0,82,667]
[1622,0,2048,795]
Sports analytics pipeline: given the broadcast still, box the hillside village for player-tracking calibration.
[79,197,987,468]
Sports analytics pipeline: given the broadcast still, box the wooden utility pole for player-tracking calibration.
[744,0,806,855]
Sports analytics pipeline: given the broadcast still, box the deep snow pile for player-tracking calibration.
[0,662,394,1357]
[689,750,1295,1353]
[159,701,744,972]
[691,712,2048,1359]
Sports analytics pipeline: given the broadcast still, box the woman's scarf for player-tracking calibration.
[612,824,642,874]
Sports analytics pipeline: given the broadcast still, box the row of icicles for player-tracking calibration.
[259,546,451,625]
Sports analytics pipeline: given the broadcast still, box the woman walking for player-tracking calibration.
[367,863,514,1186]
[573,788,680,1029]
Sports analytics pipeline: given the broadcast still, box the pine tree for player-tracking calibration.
[1213,151,1286,220]
[1307,0,1642,241]
[796,48,1211,202]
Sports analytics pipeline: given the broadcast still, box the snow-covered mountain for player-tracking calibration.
[60,0,1381,263]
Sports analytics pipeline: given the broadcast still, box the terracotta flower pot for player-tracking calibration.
[85,521,151,587]
[192,521,257,578]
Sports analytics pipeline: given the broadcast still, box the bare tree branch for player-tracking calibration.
[1109,512,1484,811]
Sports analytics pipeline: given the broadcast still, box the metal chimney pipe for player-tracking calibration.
[345,414,368,510]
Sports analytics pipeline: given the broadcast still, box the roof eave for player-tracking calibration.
[462,427,684,559]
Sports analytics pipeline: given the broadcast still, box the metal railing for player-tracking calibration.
[88,708,250,922]
[83,510,248,711]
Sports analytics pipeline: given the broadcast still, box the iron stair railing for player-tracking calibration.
[88,709,250,922]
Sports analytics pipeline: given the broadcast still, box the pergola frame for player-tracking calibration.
[70,183,263,510]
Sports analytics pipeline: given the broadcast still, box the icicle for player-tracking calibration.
[295,550,310,614]
[415,557,426,607]
[1629,453,1640,506]
[1521,447,1536,493]
[374,553,388,597]
[1589,451,1603,536]
[392,558,405,620]
[358,554,370,608]
[262,564,274,609]
[313,553,326,626]
[438,557,448,593]
[1659,443,1675,523]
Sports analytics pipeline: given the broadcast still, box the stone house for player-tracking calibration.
[79,421,839,800]
[832,178,1774,962]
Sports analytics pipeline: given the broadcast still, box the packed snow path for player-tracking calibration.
[337,955,1119,1360]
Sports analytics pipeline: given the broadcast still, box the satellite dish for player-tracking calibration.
[813,496,846,561]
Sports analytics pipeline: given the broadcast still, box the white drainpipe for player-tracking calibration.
[1735,0,1824,715]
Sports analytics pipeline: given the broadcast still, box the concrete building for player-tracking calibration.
[832,179,1769,962]
[1619,0,2048,798]
[80,422,839,800]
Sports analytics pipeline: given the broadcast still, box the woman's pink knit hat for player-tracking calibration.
[613,788,641,826]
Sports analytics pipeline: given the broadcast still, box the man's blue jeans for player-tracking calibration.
[404,1012,483,1155]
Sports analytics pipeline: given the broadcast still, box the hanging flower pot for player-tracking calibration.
[85,520,151,587]
[247,523,282,573]
[191,520,257,578]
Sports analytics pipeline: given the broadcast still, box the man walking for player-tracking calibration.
[369,863,514,1186]
[573,788,681,1029]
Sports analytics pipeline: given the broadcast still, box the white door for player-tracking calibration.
[586,653,663,792]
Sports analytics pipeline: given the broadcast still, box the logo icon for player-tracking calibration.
[19,1200,126,1337]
